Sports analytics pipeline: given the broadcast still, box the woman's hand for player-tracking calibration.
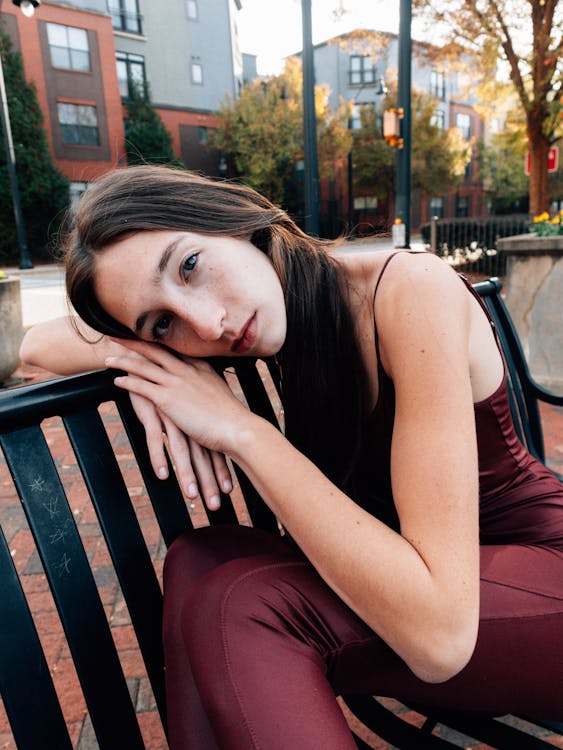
[129,393,232,511]
[105,338,255,459]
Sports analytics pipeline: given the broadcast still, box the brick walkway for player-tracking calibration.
[1,364,562,750]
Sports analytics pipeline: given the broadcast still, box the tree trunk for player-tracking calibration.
[527,112,551,216]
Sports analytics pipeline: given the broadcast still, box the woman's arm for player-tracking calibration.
[19,316,121,374]
[105,256,480,683]
[20,316,233,507]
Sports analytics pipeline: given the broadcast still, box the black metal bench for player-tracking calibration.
[0,278,561,749]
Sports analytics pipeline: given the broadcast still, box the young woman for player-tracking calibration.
[20,165,563,750]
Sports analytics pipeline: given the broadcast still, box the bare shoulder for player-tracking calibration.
[374,250,468,316]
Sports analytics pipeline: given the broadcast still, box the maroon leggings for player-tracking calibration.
[162,525,563,750]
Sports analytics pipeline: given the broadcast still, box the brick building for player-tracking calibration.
[1,0,242,205]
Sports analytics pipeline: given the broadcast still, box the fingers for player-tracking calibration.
[161,416,199,503]
[129,393,169,479]
[188,438,222,511]
[210,450,233,496]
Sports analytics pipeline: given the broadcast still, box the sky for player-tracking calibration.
[236,0,425,76]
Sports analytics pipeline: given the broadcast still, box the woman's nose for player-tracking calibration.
[182,300,225,342]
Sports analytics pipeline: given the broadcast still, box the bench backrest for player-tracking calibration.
[0,279,555,749]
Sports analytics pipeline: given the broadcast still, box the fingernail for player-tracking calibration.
[222,479,232,493]
[158,467,168,479]
[208,495,220,510]
[187,483,198,498]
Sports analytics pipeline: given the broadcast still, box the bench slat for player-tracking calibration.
[0,524,73,750]
[0,424,146,750]
[63,405,168,725]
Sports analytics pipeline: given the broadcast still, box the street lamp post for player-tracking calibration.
[395,0,412,248]
[0,0,41,269]
[301,0,320,236]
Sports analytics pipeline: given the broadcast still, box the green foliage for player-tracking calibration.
[210,57,351,206]
[478,114,529,213]
[351,85,471,206]
[125,81,180,166]
[412,0,563,213]
[0,25,69,264]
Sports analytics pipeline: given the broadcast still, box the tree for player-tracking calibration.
[124,81,179,166]
[413,0,563,214]
[0,24,69,264]
[352,85,471,220]
[210,57,352,207]
[478,111,530,213]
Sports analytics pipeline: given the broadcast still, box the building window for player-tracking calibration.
[47,23,90,71]
[349,55,375,86]
[191,61,203,84]
[186,0,198,19]
[353,196,378,211]
[431,109,445,129]
[455,194,470,218]
[350,104,363,130]
[430,69,445,99]
[108,0,142,35]
[58,103,99,146]
[456,112,471,139]
[198,126,208,144]
[116,51,146,98]
[429,196,444,219]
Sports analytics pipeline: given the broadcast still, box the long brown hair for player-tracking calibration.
[65,165,369,491]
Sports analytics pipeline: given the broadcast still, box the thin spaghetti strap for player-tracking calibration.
[372,250,422,365]
[373,249,422,304]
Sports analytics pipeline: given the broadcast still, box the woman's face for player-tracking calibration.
[93,230,287,358]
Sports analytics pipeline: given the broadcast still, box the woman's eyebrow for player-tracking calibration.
[134,237,184,334]
[153,236,183,283]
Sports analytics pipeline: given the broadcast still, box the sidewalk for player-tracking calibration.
[2,243,563,749]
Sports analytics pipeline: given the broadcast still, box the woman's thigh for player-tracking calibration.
[165,528,563,737]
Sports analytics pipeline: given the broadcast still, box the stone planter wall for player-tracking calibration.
[0,276,23,385]
[497,234,563,390]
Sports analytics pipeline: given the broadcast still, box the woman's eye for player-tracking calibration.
[152,314,172,340]
[181,254,198,280]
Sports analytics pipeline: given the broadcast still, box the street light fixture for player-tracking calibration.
[0,0,41,269]
[13,0,40,18]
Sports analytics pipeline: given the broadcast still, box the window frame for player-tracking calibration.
[186,0,198,20]
[430,69,446,100]
[348,55,376,86]
[191,61,203,85]
[116,51,146,99]
[46,22,90,72]
[108,0,143,35]
[456,112,471,140]
[57,102,100,147]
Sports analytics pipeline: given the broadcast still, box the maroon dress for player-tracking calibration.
[161,257,563,750]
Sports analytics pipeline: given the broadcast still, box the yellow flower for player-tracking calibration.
[0,270,5,279]
[553,215,561,224]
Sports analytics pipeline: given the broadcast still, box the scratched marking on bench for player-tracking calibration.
[29,477,46,493]
[27,476,73,575]
[56,552,71,577]
[49,519,72,545]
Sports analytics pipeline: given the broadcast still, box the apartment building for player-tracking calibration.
[1,0,242,204]
[307,31,486,230]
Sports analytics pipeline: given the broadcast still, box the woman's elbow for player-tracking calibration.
[19,328,43,367]
[408,621,478,684]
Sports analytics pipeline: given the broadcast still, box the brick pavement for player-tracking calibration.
[1,364,562,750]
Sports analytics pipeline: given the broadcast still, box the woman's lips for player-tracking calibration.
[231,314,257,354]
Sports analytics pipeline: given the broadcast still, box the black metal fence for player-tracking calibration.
[420,214,532,277]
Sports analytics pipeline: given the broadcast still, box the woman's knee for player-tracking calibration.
[180,556,325,669]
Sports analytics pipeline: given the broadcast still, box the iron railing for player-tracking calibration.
[421,214,532,277]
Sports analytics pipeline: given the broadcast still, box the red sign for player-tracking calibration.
[525,147,559,175]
